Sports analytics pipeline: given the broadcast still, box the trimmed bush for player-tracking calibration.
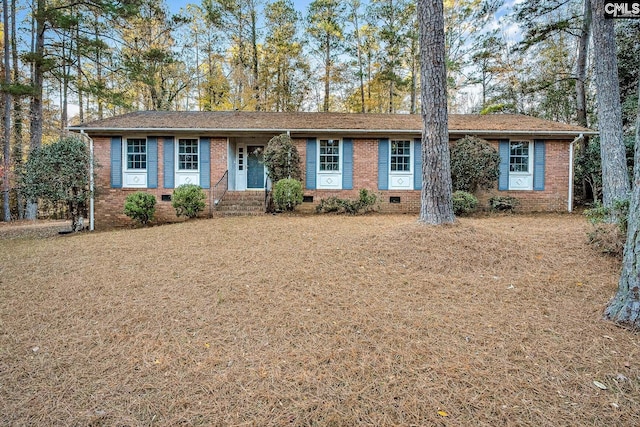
[172,184,206,218]
[124,192,156,225]
[273,178,303,211]
[452,191,478,216]
[450,136,500,193]
[489,195,519,212]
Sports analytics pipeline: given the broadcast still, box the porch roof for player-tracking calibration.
[69,111,595,138]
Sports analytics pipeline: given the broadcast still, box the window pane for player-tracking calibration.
[510,141,529,173]
[126,139,147,170]
[319,139,340,172]
[179,139,199,170]
[390,140,411,172]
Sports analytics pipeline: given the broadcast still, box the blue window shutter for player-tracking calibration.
[498,140,510,191]
[200,138,211,189]
[533,140,546,191]
[342,138,353,190]
[306,138,317,190]
[163,137,175,189]
[414,138,422,190]
[378,139,389,190]
[147,137,158,189]
[110,137,122,188]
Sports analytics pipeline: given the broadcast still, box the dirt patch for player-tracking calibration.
[0,214,637,426]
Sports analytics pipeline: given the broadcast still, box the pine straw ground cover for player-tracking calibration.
[0,214,638,426]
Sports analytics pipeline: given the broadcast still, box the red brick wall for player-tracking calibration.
[93,135,571,227]
[295,138,570,214]
[475,139,570,212]
[92,136,228,228]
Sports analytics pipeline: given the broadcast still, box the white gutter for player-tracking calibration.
[68,126,598,137]
[568,133,584,213]
[80,130,95,231]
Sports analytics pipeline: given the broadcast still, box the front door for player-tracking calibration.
[246,146,265,189]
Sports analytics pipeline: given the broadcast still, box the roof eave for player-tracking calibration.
[68,126,597,137]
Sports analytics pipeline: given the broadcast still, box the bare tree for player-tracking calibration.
[417,0,454,225]
[605,77,640,329]
[590,0,630,209]
[3,0,12,222]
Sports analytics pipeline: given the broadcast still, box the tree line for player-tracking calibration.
[1,0,639,221]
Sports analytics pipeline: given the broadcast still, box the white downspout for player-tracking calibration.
[81,130,95,231]
[568,133,584,213]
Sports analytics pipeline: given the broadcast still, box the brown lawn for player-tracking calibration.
[0,214,638,426]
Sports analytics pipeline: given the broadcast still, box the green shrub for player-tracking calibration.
[172,184,206,218]
[315,189,378,215]
[451,136,500,193]
[124,192,156,225]
[489,195,519,212]
[452,191,478,216]
[315,196,342,213]
[273,178,303,211]
[264,134,302,183]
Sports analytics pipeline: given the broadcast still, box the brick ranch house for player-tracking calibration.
[69,111,594,227]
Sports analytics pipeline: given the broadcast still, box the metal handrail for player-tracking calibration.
[211,170,229,215]
[264,175,271,213]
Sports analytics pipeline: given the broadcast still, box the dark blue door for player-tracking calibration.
[247,146,264,189]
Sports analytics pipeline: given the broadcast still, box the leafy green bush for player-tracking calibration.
[450,136,500,193]
[315,189,378,215]
[264,134,302,183]
[273,178,303,211]
[452,191,478,216]
[489,195,519,212]
[20,137,92,231]
[124,192,156,225]
[172,184,206,218]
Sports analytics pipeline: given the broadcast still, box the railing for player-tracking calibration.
[264,175,271,213]
[211,170,229,216]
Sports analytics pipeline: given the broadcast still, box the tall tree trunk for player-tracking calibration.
[576,0,591,127]
[323,33,330,112]
[11,0,23,219]
[590,0,630,208]
[250,6,260,111]
[26,0,45,220]
[410,32,417,115]
[604,77,640,328]
[2,0,11,222]
[353,4,365,113]
[417,0,454,225]
[76,20,84,124]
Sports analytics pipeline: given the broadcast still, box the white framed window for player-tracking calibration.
[390,140,411,172]
[319,139,341,172]
[123,137,147,188]
[317,138,342,189]
[178,138,199,171]
[389,139,413,190]
[509,141,534,190]
[175,137,200,186]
